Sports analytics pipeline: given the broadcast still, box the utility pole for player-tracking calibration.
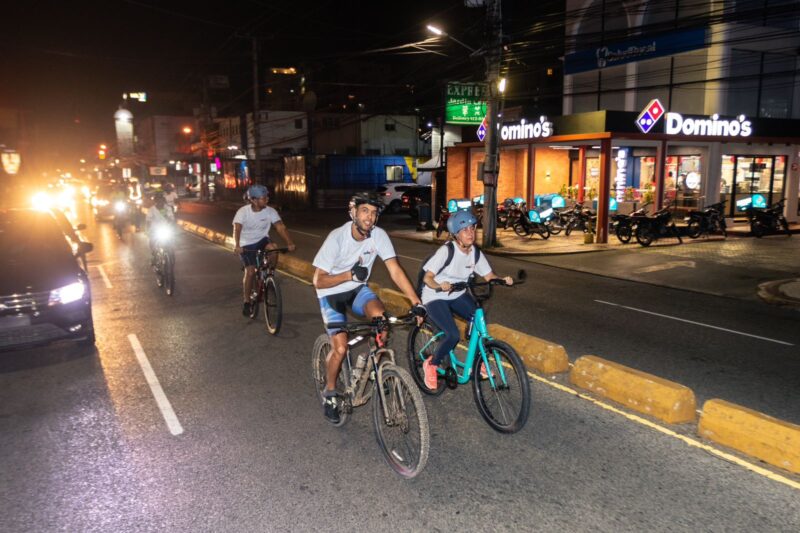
[251,36,262,185]
[482,0,502,248]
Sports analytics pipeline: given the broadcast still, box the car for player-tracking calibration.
[0,209,94,350]
[400,185,432,217]
[91,183,122,220]
[376,183,420,214]
[48,208,91,270]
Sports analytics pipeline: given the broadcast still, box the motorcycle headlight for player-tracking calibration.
[155,225,173,241]
[114,201,127,213]
[49,281,85,306]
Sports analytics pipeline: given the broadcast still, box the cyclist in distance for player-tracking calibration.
[233,184,296,316]
[419,210,513,390]
[312,192,426,423]
[146,194,175,264]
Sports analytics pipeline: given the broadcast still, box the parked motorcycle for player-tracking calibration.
[746,198,791,238]
[564,202,596,236]
[635,206,682,246]
[685,200,727,239]
[611,203,650,244]
[513,209,551,239]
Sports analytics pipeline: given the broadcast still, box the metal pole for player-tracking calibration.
[252,37,262,185]
[482,0,502,248]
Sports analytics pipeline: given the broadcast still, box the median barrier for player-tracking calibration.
[377,288,412,316]
[279,255,316,282]
[569,355,696,424]
[698,399,800,474]
[487,324,570,374]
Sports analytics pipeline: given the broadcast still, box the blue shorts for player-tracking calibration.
[240,236,271,267]
[318,285,379,335]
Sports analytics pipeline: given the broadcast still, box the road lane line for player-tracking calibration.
[127,334,184,436]
[397,254,422,262]
[595,300,794,346]
[96,265,113,288]
[526,371,800,491]
[291,230,320,238]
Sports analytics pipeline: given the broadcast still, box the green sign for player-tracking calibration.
[445,82,488,125]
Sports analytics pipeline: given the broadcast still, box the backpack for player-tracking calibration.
[415,240,481,296]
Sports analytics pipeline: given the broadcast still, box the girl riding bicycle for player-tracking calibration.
[420,210,513,390]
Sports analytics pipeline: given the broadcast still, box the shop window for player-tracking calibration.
[720,154,786,217]
[664,155,703,209]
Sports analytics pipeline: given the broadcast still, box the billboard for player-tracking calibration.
[445,82,488,125]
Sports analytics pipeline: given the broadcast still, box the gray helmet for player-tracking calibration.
[349,192,383,214]
[447,209,477,234]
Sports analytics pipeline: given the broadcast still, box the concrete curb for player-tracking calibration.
[569,355,697,424]
[698,399,800,474]
[181,218,800,475]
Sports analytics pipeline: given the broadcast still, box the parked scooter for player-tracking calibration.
[513,209,551,239]
[611,202,650,244]
[746,198,791,237]
[685,200,727,239]
[564,202,596,236]
[635,206,682,246]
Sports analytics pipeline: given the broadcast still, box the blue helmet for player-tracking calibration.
[447,209,477,235]
[247,184,268,199]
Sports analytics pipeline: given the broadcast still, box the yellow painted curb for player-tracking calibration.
[569,355,696,424]
[279,254,316,282]
[377,288,412,316]
[698,399,800,474]
[488,324,570,374]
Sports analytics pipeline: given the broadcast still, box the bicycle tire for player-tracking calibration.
[406,322,446,396]
[472,340,531,434]
[164,252,175,296]
[264,275,282,335]
[311,334,349,427]
[249,273,263,319]
[155,252,164,288]
[372,364,430,479]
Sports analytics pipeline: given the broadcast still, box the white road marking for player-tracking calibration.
[291,230,320,238]
[633,260,696,274]
[595,300,794,346]
[397,254,422,262]
[127,334,184,436]
[96,265,113,288]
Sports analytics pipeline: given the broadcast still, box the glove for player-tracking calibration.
[351,261,369,282]
[411,303,427,318]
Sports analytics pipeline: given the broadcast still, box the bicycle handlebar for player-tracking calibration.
[435,277,523,294]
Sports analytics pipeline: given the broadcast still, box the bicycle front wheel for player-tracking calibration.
[406,322,446,396]
[311,334,349,427]
[372,365,430,479]
[472,340,531,433]
[163,252,175,296]
[263,275,282,335]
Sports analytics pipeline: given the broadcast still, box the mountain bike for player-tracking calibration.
[311,313,430,479]
[406,274,531,433]
[152,223,176,296]
[248,247,288,334]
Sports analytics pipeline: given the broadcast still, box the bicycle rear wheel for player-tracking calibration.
[155,252,165,288]
[163,252,175,296]
[311,334,349,427]
[406,322,446,396]
[263,275,282,335]
[372,364,429,478]
[249,273,264,319]
[472,340,531,433]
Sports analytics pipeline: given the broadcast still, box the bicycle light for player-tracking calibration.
[155,225,173,241]
[114,201,127,213]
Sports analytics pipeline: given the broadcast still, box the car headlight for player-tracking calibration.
[31,192,53,211]
[155,225,173,241]
[114,201,127,213]
[49,281,85,305]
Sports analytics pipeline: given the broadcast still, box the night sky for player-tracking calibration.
[3,1,564,172]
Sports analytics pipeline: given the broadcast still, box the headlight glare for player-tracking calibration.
[49,281,85,305]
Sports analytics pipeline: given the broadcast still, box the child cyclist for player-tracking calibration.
[420,210,513,390]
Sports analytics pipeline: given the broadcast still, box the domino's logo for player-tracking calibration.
[636,99,665,133]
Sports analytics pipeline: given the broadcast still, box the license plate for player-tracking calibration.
[0,315,32,330]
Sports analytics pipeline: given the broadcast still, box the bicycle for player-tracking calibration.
[311,313,430,479]
[406,273,531,433]
[152,223,176,296]
[248,247,288,335]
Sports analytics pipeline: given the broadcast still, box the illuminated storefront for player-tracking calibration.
[446,106,800,243]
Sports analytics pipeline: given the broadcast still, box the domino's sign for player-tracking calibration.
[636,98,753,137]
[499,116,553,141]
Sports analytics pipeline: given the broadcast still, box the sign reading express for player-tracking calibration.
[445,82,488,125]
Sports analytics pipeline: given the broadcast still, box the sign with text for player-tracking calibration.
[446,82,488,125]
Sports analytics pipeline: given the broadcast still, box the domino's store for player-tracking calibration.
[444,106,800,243]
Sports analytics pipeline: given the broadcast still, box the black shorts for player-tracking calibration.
[239,236,271,267]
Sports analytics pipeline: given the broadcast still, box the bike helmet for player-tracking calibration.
[247,184,268,200]
[349,192,384,214]
[447,209,477,235]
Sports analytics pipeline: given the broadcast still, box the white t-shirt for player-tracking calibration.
[163,191,179,207]
[313,222,396,298]
[232,205,282,246]
[421,243,491,304]
[146,206,174,228]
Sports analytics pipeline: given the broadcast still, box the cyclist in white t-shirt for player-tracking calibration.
[420,210,513,390]
[312,192,426,423]
[233,184,296,316]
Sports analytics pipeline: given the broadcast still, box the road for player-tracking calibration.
[1,202,799,532]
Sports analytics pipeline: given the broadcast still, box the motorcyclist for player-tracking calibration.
[146,194,176,264]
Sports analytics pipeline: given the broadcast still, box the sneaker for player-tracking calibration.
[478,362,490,380]
[323,392,340,423]
[422,357,438,390]
[242,302,251,316]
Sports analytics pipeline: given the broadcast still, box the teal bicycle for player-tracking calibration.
[406,274,531,433]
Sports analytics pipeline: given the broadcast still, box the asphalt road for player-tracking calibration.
[1,201,799,532]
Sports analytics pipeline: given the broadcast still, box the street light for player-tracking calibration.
[182,126,193,135]
[426,24,478,53]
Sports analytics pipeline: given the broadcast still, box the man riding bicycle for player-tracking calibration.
[233,184,296,316]
[312,192,425,423]
[420,210,513,390]
[146,194,175,264]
